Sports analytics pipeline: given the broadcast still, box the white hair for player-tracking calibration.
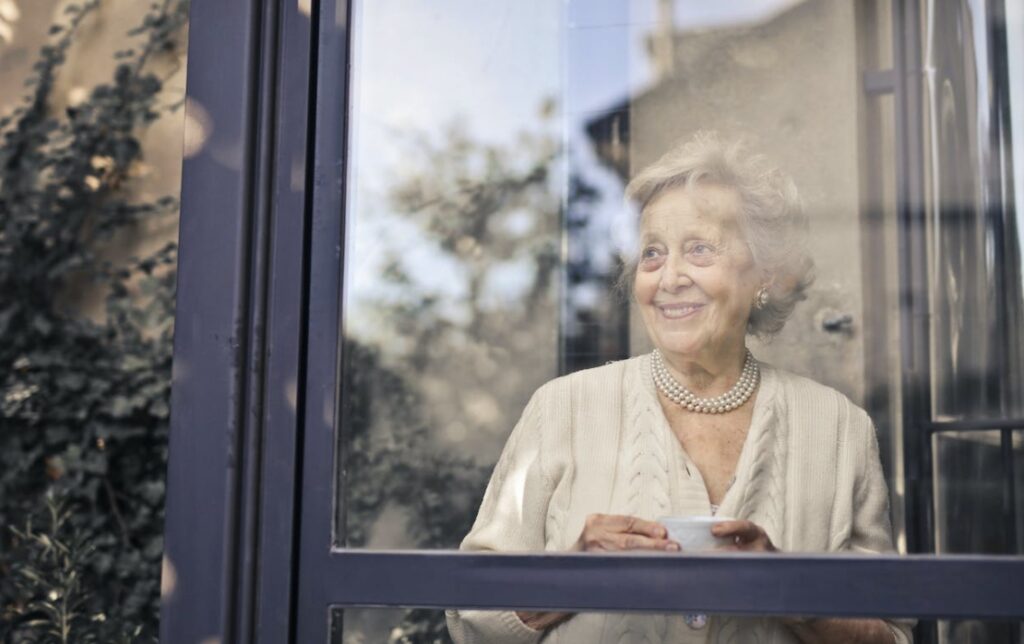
[621,131,814,338]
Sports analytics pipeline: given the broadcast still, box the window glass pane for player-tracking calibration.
[1018,430,1024,555]
[331,608,1024,644]
[937,620,1023,644]
[334,0,1023,566]
[925,0,1024,420]
[339,0,565,550]
[1010,0,1024,421]
[330,607,920,644]
[862,88,908,551]
[933,431,1024,555]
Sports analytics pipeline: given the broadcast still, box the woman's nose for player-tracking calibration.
[659,255,692,291]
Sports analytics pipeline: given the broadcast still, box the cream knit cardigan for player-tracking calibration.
[446,354,914,644]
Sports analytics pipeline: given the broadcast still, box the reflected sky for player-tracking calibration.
[344,0,817,343]
[347,0,558,340]
[351,0,803,149]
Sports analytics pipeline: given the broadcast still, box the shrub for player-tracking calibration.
[0,1,188,641]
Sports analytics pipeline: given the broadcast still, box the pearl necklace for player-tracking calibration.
[651,349,759,413]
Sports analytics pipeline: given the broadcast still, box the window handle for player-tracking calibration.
[822,313,854,333]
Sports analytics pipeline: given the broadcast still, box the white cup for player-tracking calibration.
[659,516,735,552]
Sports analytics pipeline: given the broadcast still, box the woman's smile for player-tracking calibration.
[656,301,706,320]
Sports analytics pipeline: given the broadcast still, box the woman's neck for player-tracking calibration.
[660,344,747,395]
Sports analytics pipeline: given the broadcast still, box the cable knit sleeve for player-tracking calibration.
[848,414,896,555]
[445,381,565,644]
[849,411,916,644]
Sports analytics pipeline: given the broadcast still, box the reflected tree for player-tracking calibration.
[341,339,488,551]
[341,115,582,643]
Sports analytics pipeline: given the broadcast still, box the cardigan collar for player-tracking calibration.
[626,353,787,544]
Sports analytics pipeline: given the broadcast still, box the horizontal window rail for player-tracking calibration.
[320,550,1024,619]
[924,418,1024,433]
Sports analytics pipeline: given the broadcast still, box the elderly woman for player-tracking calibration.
[446,133,912,644]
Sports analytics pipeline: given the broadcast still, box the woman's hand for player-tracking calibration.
[709,522,897,642]
[711,519,777,552]
[574,514,680,552]
[514,515,679,633]
[515,610,572,632]
[781,617,900,644]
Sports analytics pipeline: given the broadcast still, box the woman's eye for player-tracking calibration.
[686,242,718,266]
[641,246,662,260]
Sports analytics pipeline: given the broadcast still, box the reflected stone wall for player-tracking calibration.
[625,0,867,403]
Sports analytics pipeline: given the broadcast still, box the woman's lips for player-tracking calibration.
[656,303,705,320]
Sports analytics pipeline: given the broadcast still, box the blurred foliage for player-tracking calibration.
[342,339,490,553]
[341,121,583,643]
[0,1,188,641]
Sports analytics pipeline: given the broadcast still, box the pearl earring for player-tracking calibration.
[755,287,770,309]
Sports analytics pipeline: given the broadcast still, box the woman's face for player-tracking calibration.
[634,182,760,365]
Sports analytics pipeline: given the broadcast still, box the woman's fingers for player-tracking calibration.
[612,533,679,552]
[589,514,668,539]
[711,520,776,552]
[516,610,573,631]
[623,516,671,539]
[584,532,676,552]
[712,520,759,541]
[577,514,679,552]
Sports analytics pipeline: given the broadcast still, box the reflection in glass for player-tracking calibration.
[933,431,1020,555]
[330,0,1024,640]
[860,89,907,550]
[933,430,1024,643]
[333,608,918,644]
[1010,0,1024,419]
[937,618,1023,644]
[338,0,918,553]
[915,23,1024,644]
[339,0,565,549]
[331,607,435,644]
[923,0,1024,421]
[1018,431,1024,555]
[334,1,1024,600]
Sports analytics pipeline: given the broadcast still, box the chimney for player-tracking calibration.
[651,0,676,80]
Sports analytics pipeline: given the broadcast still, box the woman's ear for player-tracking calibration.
[752,273,775,310]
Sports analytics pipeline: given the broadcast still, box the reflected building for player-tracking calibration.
[576,4,1024,644]
[581,0,871,402]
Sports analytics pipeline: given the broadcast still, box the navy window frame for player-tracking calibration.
[160,1,1024,643]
